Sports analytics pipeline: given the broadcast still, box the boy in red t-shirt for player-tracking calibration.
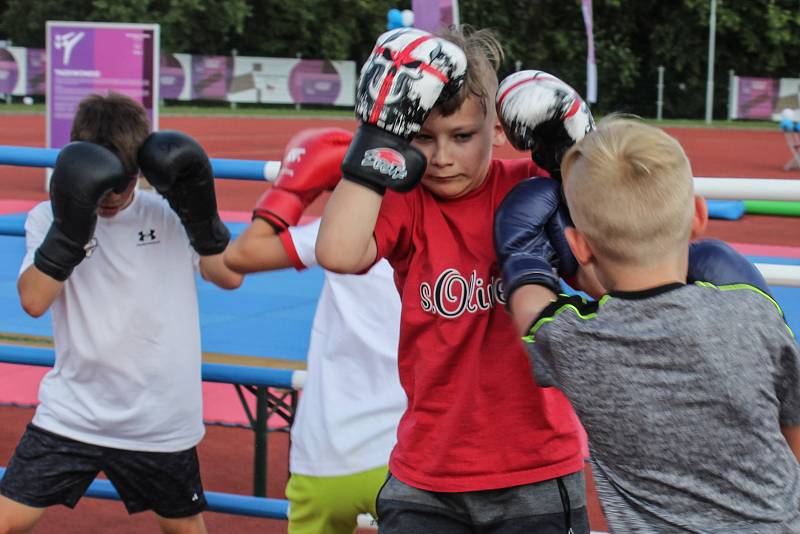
[317,26,592,532]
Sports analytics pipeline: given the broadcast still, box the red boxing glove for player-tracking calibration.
[253,127,353,231]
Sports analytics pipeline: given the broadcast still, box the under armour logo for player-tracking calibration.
[138,229,156,241]
[137,229,159,246]
[54,31,85,65]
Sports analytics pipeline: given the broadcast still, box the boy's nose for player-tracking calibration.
[429,142,454,167]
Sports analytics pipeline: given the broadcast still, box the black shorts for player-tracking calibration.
[0,423,207,518]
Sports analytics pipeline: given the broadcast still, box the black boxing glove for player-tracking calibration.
[138,130,230,255]
[341,28,467,195]
[35,142,131,281]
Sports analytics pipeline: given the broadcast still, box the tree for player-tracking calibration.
[0,0,250,54]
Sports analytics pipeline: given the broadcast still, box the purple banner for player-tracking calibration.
[161,53,187,100]
[26,48,45,95]
[48,22,158,149]
[412,0,457,32]
[289,60,341,104]
[0,48,19,94]
[737,77,778,120]
[191,55,231,101]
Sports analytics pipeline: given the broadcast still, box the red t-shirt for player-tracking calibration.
[374,158,584,492]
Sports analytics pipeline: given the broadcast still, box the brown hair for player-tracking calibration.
[436,25,504,117]
[70,92,151,176]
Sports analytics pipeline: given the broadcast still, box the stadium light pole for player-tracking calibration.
[704,0,717,124]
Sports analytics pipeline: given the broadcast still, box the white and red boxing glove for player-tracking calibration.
[341,28,467,194]
[253,127,353,232]
[496,70,594,179]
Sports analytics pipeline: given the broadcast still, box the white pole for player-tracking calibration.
[755,264,800,288]
[704,0,717,124]
[694,177,800,201]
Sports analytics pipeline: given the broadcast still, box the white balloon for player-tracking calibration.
[401,9,415,27]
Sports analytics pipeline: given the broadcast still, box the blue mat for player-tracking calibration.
[707,200,746,220]
[0,234,323,365]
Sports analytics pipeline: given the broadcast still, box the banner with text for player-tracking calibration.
[730,75,799,120]
[412,0,459,32]
[46,21,159,149]
[7,46,355,107]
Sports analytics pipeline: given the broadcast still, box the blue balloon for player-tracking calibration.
[780,118,795,132]
[387,8,403,30]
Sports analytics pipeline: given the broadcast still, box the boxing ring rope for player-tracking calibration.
[0,345,307,390]
[2,145,800,200]
[0,145,283,182]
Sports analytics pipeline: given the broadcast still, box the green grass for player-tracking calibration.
[644,118,777,130]
[0,101,782,129]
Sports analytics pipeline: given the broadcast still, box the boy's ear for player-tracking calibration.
[492,117,506,148]
[690,195,708,239]
[565,227,594,266]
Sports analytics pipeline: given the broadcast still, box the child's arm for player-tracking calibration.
[18,266,63,318]
[138,130,245,290]
[508,284,558,336]
[318,28,467,273]
[225,128,353,274]
[494,178,577,335]
[494,71,598,334]
[224,219,291,273]
[317,181,382,273]
[781,426,800,463]
[198,253,243,289]
[19,143,132,317]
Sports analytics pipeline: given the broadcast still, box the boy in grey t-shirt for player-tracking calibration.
[520,118,800,532]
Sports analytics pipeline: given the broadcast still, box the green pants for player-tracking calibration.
[285,465,388,534]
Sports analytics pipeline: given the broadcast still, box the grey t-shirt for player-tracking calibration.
[526,282,800,533]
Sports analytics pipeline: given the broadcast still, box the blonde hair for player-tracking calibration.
[561,116,695,266]
[436,25,503,117]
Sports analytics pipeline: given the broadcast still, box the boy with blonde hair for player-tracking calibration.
[522,117,800,532]
[318,27,592,532]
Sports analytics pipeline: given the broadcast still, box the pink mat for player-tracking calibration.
[0,363,289,427]
[730,242,800,259]
[0,199,39,215]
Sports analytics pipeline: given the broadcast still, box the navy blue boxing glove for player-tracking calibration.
[494,178,578,299]
[688,239,771,296]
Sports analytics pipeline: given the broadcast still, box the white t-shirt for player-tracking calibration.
[20,190,205,452]
[283,219,405,476]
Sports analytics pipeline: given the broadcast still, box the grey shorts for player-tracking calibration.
[0,423,206,518]
[376,469,589,533]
